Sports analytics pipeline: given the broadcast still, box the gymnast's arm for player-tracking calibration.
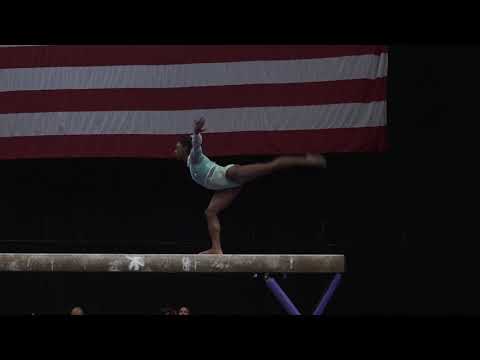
[190,117,207,164]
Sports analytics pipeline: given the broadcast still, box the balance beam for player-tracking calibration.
[0,253,344,273]
[0,253,345,315]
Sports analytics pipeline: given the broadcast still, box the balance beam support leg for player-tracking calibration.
[312,273,342,316]
[265,276,301,315]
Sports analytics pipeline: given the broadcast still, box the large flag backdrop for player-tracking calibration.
[0,45,388,159]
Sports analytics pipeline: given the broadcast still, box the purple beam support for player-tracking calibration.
[265,277,301,315]
[312,273,342,316]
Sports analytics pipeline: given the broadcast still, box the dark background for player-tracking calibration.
[0,45,473,315]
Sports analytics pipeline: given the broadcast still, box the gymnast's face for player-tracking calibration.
[174,142,188,161]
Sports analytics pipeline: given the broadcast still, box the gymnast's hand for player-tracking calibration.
[193,117,207,134]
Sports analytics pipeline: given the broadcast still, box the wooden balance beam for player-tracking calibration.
[0,253,345,315]
[0,253,344,273]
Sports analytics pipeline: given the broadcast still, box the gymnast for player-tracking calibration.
[174,117,326,254]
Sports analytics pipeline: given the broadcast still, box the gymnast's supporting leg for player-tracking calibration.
[201,187,242,254]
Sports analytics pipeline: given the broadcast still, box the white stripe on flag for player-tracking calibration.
[0,54,388,92]
[0,101,386,137]
[0,45,49,47]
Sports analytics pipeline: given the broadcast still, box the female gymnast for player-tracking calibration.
[174,118,326,254]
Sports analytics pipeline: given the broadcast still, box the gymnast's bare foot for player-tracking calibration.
[305,153,327,168]
[199,248,224,255]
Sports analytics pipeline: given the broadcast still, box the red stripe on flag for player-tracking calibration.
[0,127,388,160]
[0,45,388,69]
[0,78,386,114]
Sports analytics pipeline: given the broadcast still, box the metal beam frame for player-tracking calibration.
[265,273,343,316]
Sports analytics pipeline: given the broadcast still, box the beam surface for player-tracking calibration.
[0,253,345,273]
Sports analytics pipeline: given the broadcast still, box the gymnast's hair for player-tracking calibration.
[179,135,193,154]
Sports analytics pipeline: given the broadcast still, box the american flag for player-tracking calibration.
[0,45,388,159]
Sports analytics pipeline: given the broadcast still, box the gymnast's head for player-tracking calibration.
[174,135,192,162]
